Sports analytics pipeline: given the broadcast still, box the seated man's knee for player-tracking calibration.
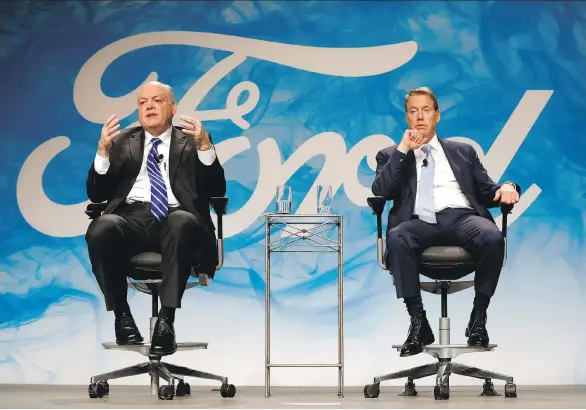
[481,227,505,249]
[166,210,198,233]
[386,226,410,251]
[85,214,122,246]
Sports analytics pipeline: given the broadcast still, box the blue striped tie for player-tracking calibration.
[147,138,168,221]
[418,144,436,224]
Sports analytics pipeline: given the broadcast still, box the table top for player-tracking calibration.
[265,213,342,224]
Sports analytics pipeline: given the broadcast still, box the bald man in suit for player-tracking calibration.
[85,81,226,356]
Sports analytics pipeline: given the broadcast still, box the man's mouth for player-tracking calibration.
[146,113,158,119]
[416,124,426,129]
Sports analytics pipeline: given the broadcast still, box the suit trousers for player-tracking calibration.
[386,207,505,300]
[85,202,215,311]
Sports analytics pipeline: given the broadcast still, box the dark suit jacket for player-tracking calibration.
[86,125,226,243]
[371,137,503,236]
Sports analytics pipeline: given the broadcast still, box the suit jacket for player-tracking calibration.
[371,137,503,236]
[86,125,227,240]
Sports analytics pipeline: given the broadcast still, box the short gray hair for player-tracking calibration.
[138,80,175,103]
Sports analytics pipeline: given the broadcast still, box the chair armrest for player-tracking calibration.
[367,196,387,216]
[210,197,228,215]
[367,196,386,240]
[498,183,522,238]
[367,196,388,270]
[209,197,229,270]
[210,197,228,240]
[85,202,107,219]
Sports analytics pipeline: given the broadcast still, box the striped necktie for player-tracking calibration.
[146,138,168,221]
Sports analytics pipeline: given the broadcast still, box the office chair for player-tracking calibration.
[364,195,519,401]
[85,197,236,401]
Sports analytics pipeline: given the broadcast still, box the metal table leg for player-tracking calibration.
[265,215,271,398]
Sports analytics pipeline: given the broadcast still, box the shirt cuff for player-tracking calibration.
[397,146,407,155]
[197,146,217,166]
[94,153,110,175]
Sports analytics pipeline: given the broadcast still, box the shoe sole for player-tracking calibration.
[399,334,435,357]
[149,346,178,356]
[116,337,144,345]
[467,338,489,347]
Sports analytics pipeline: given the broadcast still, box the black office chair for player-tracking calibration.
[85,197,236,401]
[364,195,519,401]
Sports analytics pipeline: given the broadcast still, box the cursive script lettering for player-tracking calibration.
[17,32,549,238]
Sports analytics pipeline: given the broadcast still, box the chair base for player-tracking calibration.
[89,342,236,400]
[101,341,208,356]
[364,344,517,401]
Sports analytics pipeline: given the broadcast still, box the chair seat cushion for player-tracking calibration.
[128,251,213,282]
[420,246,473,264]
[130,252,162,269]
[419,246,475,281]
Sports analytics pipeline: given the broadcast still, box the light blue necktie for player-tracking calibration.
[146,138,168,221]
[418,144,436,224]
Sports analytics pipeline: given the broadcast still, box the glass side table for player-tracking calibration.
[264,213,344,398]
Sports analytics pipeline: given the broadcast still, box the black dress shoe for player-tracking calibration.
[149,317,177,356]
[115,313,144,345]
[465,308,490,347]
[400,311,435,357]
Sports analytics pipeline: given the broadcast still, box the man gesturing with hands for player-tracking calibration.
[86,81,226,356]
[372,87,519,357]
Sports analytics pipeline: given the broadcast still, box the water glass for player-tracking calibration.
[317,184,333,214]
[276,185,292,214]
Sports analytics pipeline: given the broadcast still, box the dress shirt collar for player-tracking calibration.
[415,134,439,154]
[145,126,172,147]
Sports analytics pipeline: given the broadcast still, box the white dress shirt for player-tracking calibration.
[399,135,472,215]
[93,126,217,206]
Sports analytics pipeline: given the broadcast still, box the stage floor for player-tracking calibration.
[1,385,585,408]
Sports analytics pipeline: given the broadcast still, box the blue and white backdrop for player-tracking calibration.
[1,0,585,386]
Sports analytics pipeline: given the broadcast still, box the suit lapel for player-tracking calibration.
[406,150,417,199]
[438,138,466,192]
[128,129,145,175]
[169,127,188,185]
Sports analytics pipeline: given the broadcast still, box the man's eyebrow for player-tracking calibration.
[139,94,165,100]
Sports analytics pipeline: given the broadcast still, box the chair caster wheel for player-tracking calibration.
[88,380,109,398]
[505,382,517,398]
[176,380,190,396]
[158,385,175,400]
[220,383,236,398]
[481,379,500,396]
[363,383,380,398]
[434,385,450,400]
[399,380,418,397]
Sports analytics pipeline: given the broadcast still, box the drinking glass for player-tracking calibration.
[276,185,292,214]
[317,184,333,214]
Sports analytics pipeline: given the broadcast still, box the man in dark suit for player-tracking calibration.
[371,87,519,357]
[85,80,226,356]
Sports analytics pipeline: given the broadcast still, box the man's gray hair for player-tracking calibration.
[138,80,175,103]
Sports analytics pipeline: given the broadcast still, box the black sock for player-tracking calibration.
[159,306,176,323]
[404,296,424,316]
[473,293,490,311]
[113,300,131,320]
